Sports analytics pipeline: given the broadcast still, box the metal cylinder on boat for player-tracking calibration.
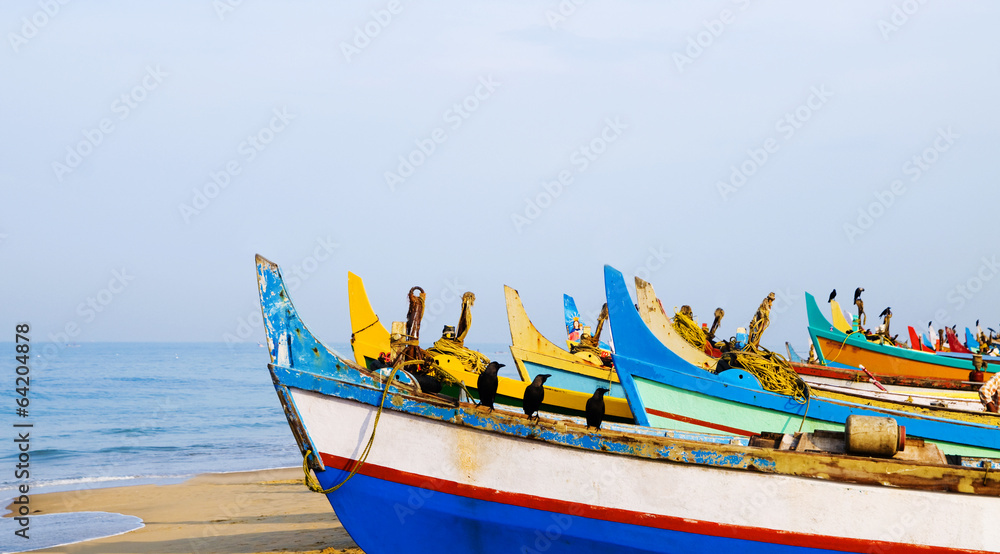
[844,415,905,457]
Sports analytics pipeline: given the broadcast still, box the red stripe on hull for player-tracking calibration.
[644,407,755,436]
[318,452,979,554]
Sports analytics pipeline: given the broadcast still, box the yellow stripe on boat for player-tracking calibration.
[829,299,854,334]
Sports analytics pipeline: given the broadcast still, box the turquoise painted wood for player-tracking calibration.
[604,265,1000,458]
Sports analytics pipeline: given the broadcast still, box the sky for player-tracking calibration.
[2,0,999,361]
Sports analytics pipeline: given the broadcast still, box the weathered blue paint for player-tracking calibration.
[256,256,413,390]
[271,363,775,472]
[604,265,1000,457]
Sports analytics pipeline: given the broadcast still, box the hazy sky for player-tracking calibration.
[3,1,999,361]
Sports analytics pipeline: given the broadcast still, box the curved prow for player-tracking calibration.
[256,254,355,373]
[908,326,925,352]
[966,328,980,352]
[805,292,835,333]
[348,271,391,368]
[563,293,581,341]
[634,277,716,370]
[604,265,692,371]
[829,299,854,334]
[506,286,599,367]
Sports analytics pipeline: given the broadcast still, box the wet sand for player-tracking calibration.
[6,468,362,554]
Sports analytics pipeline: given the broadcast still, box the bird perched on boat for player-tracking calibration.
[854,288,865,326]
[876,307,892,336]
[828,289,836,303]
[523,374,550,422]
[586,387,610,430]
[476,361,504,412]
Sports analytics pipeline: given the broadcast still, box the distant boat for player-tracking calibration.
[605,265,1000,458]
[805,292,990,380]
[255,254,1000,554]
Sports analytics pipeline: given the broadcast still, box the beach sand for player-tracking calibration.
[7,468,362,554]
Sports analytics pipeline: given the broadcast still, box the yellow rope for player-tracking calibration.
[672,311,707,350]
[827,330,866,364]
[731,348,810,404]
[426,337,492,374]
[302,366,399,494]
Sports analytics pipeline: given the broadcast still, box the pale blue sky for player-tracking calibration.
[2,1,998,359]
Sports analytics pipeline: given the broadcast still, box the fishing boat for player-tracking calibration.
[637,277,982,409]
[347,271,630,420]
[605,265,1000,458]
[806,291,995,381]
[257,255,1000,553]
[505,286,632,423]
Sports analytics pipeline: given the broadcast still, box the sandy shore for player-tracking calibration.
[6,468,362,554]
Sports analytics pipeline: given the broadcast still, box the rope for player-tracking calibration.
[827,330,866,364]
[731,347,810,404]
[426,337,492,374]
[672,311,707,350]
[303,365,399,494]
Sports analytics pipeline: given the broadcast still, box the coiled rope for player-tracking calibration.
[426,337,492,374]
[302,365,399,493]
[731,348,810,404]
[673,311,707,350]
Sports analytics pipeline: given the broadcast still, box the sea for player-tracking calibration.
[0,341,516,553]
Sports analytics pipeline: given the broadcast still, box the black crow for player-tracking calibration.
[854,287,865,326]
[523,374,550,421]
[477,361,504,412]
[828,289,836,303]
[586,387,610,430]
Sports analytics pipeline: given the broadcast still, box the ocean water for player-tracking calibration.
[0,340,515,552]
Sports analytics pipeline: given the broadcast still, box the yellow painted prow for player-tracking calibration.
[505,285,616,382]
[829,299,854,334]
[348,271,391,368]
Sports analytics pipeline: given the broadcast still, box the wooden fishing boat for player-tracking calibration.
[347,271,627,420]
[636,277,981,407]
[505,286,632,423]
[606,265,1000,458]
[806,291,995,380]
[258,257,1000,554]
